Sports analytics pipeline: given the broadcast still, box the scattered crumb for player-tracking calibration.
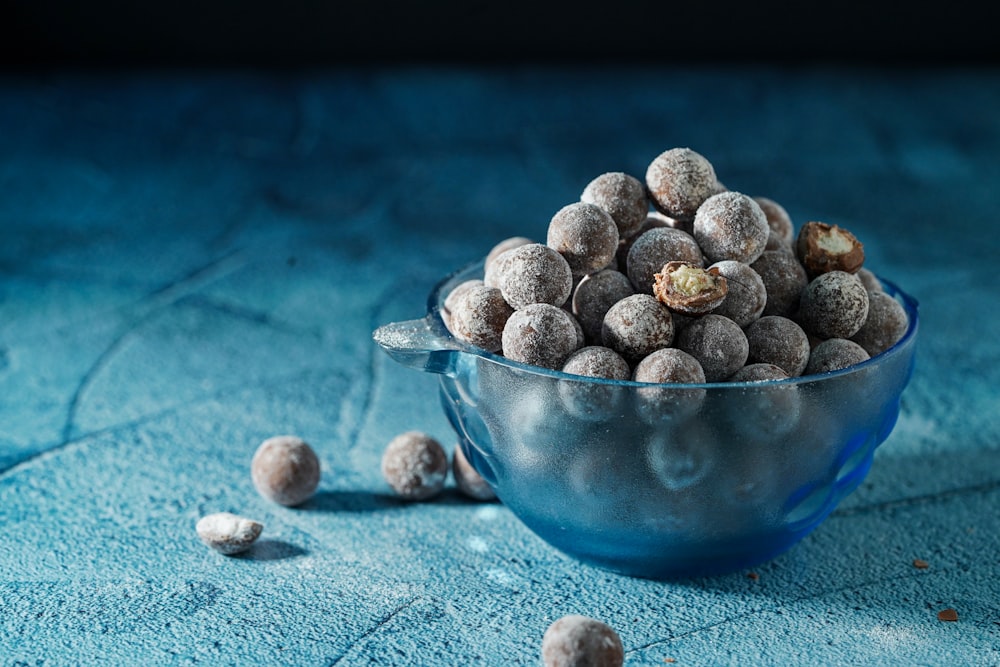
[937,608,958,622]
[913,559,929,569]
[747,572,760,580]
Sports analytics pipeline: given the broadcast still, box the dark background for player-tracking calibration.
[3,1,997,69]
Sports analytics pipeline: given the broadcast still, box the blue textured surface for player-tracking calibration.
[1,67,999,665]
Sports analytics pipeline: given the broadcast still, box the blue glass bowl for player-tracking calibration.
[373,261,919,579]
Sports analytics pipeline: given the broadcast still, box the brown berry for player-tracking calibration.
[937,608,958,622]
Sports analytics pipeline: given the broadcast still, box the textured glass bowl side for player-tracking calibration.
[374,261,919,579]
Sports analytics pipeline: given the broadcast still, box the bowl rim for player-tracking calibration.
[429,259,919,390]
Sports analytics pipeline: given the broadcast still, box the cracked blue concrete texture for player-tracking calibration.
[1,67,999,665]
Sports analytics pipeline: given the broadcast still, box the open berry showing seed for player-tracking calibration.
[652,261,728,315]
[795,221,865,278]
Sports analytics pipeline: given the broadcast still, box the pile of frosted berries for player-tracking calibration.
[441,147,909,385]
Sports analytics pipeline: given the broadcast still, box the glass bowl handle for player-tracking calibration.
[372,316,463,376]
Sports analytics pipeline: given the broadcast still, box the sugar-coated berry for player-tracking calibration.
[487,243,573,310]
[753,195,794,248]
[615,212,675,267]
[645,147,718,222]
[562,345,631,380]
[726,363,801,440]
[626,226,703,294]
[751,249,809,318]
[693,191,770,264]
[632,347,706,423]
[547,202,620,276]
[707,260,767,326]
[805,338,870,374]
[602,293,674,363]
[559,346,631,421]
[381,431,449,501]
[251,435,321,507]
[675,314,749,382]
[850,290,908,356]
[448,284,513,352]
[452,444,496,501]
[502,303,580,369]
[730,362,789,382]
[571,269,635,344]
[541,615,624,667]
[633,347,705,384]
[196,512,263,555]
[442,279,483,332]
[744,315,811,377]
[581,171,649,239]
[856,267,883,292]
[485,236,533,273]
[797,271,870,340]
